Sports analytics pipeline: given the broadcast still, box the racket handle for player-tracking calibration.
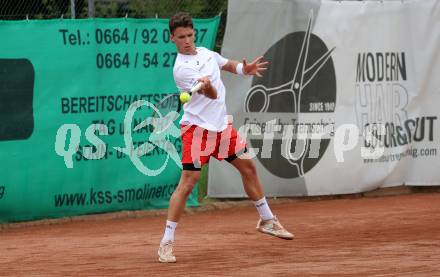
[190,82,203,94]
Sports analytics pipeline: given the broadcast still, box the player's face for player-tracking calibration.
[171,27,196,55]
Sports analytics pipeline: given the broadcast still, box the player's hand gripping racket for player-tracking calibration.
[133,82,203,133]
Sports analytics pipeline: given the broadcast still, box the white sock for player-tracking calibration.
[253,197,274,221]
[161,220,178,244]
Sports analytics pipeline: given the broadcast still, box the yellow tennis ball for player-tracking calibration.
[180,92,191,103]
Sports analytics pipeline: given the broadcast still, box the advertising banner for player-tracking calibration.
[0,17,220,223]
[208,0,440,197]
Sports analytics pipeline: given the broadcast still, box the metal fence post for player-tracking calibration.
[71,0,76,19]
[88,0,95,18]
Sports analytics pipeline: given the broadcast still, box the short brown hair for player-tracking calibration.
[169,12,193,34]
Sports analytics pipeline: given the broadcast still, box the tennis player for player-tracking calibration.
[158,12,293,263]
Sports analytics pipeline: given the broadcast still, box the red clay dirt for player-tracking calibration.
[1,193,440,276]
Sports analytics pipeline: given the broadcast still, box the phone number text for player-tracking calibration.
[59,28,208,45]
[96,52,177,69]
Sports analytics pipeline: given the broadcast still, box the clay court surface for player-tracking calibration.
[1,192,440,276]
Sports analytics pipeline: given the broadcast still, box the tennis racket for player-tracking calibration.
[133,82,203,133]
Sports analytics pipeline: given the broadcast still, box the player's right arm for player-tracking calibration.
[174,66,217,99]
[196,76,217,99]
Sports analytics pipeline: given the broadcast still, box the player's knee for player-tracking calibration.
[177,171,200,196]
[240,160,257,177]
[183,182,197,195]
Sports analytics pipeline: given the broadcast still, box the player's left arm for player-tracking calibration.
[221,56,269,77]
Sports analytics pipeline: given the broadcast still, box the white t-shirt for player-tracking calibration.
[173,47,229,131]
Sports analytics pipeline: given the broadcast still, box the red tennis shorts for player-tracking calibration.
[180,123,247,170]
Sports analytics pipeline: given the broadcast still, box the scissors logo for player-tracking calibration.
[245,11,335,114]
[243,11,336,178]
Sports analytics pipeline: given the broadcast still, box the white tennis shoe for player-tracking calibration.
[256,216,294,240]
[158,240,176,263]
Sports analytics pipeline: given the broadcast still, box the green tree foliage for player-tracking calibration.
[1,0,226,19]
[92,0,226,18]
